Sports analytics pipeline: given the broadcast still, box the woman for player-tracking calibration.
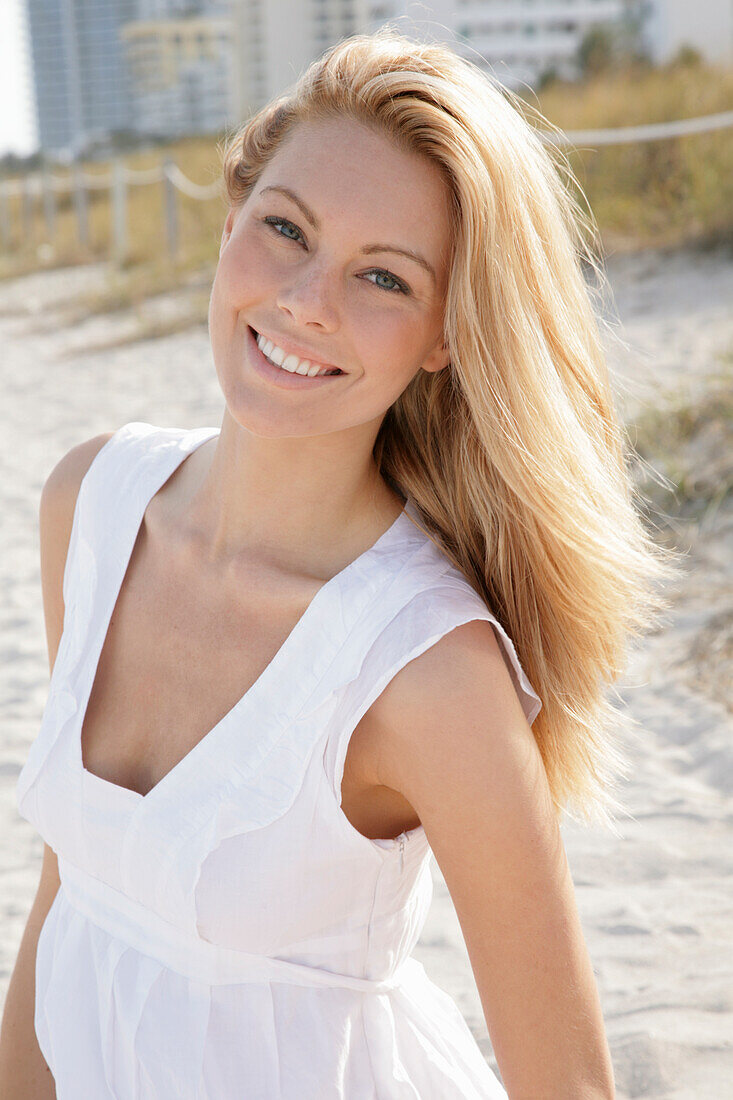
[1,27,677,1100]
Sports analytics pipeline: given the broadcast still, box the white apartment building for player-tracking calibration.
[29,0,728,157]
[27,0,237,155]
[26,0,136,157]
[230,0,638,123]
[230,0,361,122]
[122,1,234,142]
[359,1,632,89]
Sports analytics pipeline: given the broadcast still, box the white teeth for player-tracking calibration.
[255,331,338,377]
[285,354,311,376]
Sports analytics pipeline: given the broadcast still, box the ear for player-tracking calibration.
[219,207,238,256]
[421,338,452,376]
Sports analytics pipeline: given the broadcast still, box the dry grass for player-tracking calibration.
[624,345,733,713]
[626,353,733,530]
[59,261,214,323]
[0,136,226,284]
[527,59,733,253]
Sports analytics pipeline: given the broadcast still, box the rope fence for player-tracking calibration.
[0,108,732,263]
[0,156,223,262]
[543,108,733,147]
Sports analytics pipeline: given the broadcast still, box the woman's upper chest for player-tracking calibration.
[79,511,419,841]
[80,503,320,796]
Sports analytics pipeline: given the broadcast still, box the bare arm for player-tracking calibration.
[0,844,60,1098]
[0,432,113,1098]
[371,618,616,1100]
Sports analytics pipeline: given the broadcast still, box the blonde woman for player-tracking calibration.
[1,28,677,1100]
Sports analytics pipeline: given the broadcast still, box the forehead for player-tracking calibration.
[253,116,452,265]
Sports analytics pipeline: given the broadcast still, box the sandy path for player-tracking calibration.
[1,245,731,1097]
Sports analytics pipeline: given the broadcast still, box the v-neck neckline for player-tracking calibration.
[77,425,412,808]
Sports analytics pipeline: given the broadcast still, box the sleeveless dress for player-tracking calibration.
[16,421,543,1100]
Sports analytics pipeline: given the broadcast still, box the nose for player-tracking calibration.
[275,260,339,332]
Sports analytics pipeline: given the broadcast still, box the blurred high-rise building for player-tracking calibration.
[24,0,730,159]
[205,0,733,125]
[199,0,647,122]
[26,0,237,157]
[26,0,136,158]
[121,1,233,143]
[357,1,633,90]
[230,0,361,120]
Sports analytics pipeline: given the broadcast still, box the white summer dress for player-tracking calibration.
[16,421,543,1100]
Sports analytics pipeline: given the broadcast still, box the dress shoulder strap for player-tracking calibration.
[16,422,180,822]
[322,545,543,805]
[62,421,162,608]
[62,421,217,612]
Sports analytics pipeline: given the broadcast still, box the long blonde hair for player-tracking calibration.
[218,27,682,832]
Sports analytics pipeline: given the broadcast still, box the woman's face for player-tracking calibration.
[208,115,453,439]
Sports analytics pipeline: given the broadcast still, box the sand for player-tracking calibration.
[1,244,731,1098]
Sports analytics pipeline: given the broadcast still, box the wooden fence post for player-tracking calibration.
[72,161,89,249]
[162,157,178,262]
[41,166,57,240]
[21,176,35,246]
[111,158,127,265]
[0,185,10,253]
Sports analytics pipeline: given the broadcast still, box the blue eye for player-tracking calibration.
[261,216,410,295]
[263,215,304,243]
[363,270,407,294]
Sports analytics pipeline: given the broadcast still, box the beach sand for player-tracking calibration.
[1,244,731,1098]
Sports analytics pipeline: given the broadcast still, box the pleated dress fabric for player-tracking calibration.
[16,421,543,1099]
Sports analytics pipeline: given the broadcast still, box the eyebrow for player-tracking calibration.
[258,184,437,285]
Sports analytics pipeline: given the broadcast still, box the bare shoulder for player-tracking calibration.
[370,616,546,828]
[39,430,116,672]
[40,429,116,582]
[367,612,563,926]
[40,430,115,516]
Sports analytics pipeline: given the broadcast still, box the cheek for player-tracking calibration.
[215,253,260,306]
[216,224,281,299]
[356,314,425,385]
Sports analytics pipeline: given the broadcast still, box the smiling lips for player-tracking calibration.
[253,329,343,377]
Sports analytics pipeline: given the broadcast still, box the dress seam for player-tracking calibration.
[361,853,387,1099]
